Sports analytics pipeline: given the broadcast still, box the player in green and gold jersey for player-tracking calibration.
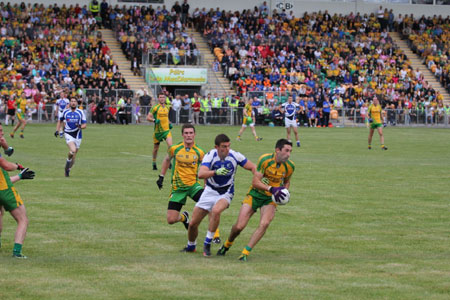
[217,139,294,261]
[10,96,27,139]
[236,97,262,142]
[147,93,173,170]
[156,124,205,229]
[368,97,388,150]
[0,123,35,258]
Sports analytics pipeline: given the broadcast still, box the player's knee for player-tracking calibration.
[259,220,271,230]
[234,223,245,233]
[167,216,178,225]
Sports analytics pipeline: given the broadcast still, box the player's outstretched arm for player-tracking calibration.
[242,160,256,174]
[10,168,35,183]
[198,165,216,179]
[0,157,22,172]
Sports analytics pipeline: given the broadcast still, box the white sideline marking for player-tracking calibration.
[120,152,153,158]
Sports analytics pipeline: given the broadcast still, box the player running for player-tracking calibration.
[147,93,173,170]
[0,122,35,258]
[10,95,27,139]
[182,134,256,256]
[368,96,388,150]
[56,98,87,177]
[236,97,262,142]
[217,139,294,261]
[54,93,70,138]
[281,96,301,147]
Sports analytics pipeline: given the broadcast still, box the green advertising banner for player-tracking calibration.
[147,68,207,85]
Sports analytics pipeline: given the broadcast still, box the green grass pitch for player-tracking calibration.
[0,124,449,299]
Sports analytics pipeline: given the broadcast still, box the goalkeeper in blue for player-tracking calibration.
[217,139,294,261]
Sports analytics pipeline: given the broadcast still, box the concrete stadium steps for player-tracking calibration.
[99,29,148,93]
[391,31,450,105]
[187,28,235,95]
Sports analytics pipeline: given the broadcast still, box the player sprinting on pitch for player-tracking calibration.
[10,95,28,139]
[156,125,221,242]
[56,98,87,177]
[217,138,294,261]
[0,122,35,258]
[182,134,256,256]
[281,96,301,147]
[367,96,387,150]
[237,97,262,142]
[147,93,173,170]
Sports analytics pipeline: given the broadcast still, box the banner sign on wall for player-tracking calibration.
[147,68,208,85]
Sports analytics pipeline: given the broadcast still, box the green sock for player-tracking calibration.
[13,243,22,255]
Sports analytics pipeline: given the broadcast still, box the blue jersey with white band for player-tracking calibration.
[60,108,86,139]
[56,98,70,112]
[282,102,300,119]
[201,149,248,193]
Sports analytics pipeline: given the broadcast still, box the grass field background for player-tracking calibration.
[0,124,449,299]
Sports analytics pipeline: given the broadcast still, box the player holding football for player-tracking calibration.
[367,97,387,150]
[56,98,87,177]
[54,92,70,138]
[281,96,301,147]
[0,122,35,258]
[217,139,294,261]
[182,134,256,256]
[236,97,262,142]
[147,93,173,170]
[10,95,27,139]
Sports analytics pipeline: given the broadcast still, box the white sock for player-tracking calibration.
[187,240,196,246]
[206,231,214,240]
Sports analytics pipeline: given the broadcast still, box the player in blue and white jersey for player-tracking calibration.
[281,95,301,147]
[182,134,256,256]
[54,93,70,138]
[56,98,87,177]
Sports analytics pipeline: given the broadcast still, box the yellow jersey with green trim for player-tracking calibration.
[16,98,27,113]
[244,103,252,117]
[151,104,170,133]
[368,104,382,124]
[0,167,13,191]
[169,142,205,190]
[249,152,295,199]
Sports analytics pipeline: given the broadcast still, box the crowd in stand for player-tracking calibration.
[0,1,129,122]
[111,0,200,67]
[194,5,449,125]
[402,14,450,93]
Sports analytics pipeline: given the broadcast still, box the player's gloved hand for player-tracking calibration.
[54,131,59,137]
[169,123,173,129]
[16,163,25,171]
[269,186,286,203]
[156,175,164,190]
[4,147,14,156]
[368,118,373,123]
[261,177,270,185]
[19,168,35,180]
[215,167,230,176]
[155,119,160,125]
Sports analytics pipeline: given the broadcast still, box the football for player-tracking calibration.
[272,188,290,205]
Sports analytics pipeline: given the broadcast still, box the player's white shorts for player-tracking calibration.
[58,110,65,119]
[65,133,82,149]
[285,117,298,128]
[195,185,233,212]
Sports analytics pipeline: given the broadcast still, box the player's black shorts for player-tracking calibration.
[7,109,15,116]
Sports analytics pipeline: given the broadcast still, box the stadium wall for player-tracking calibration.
[14,0,450,18]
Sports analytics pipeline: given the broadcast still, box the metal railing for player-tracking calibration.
[9,104,449,128]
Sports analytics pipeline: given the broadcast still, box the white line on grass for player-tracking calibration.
[120,152,153,158]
